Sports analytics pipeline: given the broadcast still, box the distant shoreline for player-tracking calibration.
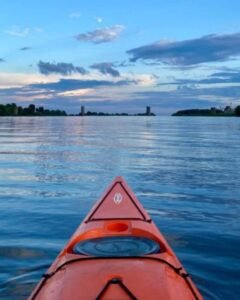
[0,114,156,117]
[172,106,240,117]
[0,103,156,117]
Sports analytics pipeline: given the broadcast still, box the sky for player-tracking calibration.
[1,0,240,114]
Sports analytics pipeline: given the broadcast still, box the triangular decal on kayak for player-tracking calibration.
[85,176,151,222]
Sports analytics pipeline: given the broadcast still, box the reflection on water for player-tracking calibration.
[0,116,240,300]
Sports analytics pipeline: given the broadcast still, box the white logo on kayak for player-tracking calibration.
[113,193,123,204]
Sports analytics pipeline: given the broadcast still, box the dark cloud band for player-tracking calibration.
[161,69,240,85]
[127,33,240,66]
[30,78,135,92]
[90,62,120,77]
[38,61,87,76]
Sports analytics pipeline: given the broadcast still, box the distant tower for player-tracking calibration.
[80,105,85,116]
[146,106,151,115]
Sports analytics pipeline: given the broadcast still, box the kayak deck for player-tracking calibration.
[29,176,203,300]
[33,258,198,299]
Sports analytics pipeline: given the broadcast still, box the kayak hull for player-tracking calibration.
[29,176,203,300]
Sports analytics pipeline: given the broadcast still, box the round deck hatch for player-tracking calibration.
[73,236,160,257]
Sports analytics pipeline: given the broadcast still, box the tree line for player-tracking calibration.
[172,105,240,116]
[0,103,67,116]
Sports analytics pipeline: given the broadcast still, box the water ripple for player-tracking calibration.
[0,116,240,299]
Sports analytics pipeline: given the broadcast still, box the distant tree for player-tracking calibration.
[22,107,29,115]
[28,104,35,115]
[0,103,67,117]
[44,109,50,115]
[18,106,23,115]
[235,105,240,116]
[4,103,17,115]
[0,104,6,116]
[38,106,44,114]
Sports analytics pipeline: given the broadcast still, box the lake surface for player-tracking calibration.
[0,116,239,300]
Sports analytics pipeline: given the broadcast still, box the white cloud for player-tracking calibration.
[0,72,59,89]
[58,88,93,97]
[125,73,158,87]
[4,26,43,38]
[75,25,125,44]
[5,26,30,38]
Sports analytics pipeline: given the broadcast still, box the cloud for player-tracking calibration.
[5,26,30,37]
[90,62,120,77]
[1,70,240,114]
[38,61,87,76]
[205,70,240,84]
[162,69,240,85]
[58,88,93,97]
[0,74,136,110]
[0,72,47,89]
[75,25,125,44]
[116,60,135,68]
[127,73,158,86]
[30,78,135,92]
[127,33,240,66]
[4,26,43,38]
[20,47,31,51]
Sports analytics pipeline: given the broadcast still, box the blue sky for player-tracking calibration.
[1,0,240,114]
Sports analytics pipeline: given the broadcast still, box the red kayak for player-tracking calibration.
[29,176,203,300]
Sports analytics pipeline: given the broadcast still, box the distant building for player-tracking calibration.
[80,105,85,116]
[146,106,151,115]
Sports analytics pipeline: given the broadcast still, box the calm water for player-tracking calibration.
[0,116,239,300]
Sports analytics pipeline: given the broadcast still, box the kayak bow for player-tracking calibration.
[29,176,203,300]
